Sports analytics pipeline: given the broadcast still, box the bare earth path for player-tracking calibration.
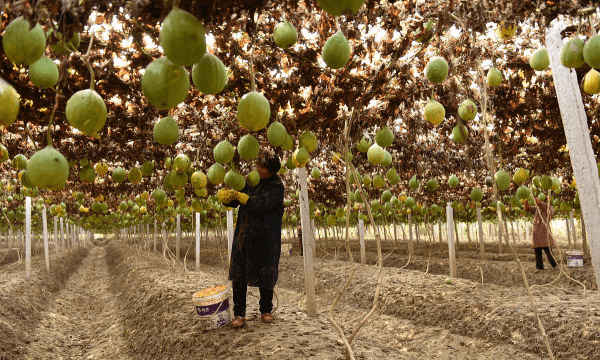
[24,247,127,360]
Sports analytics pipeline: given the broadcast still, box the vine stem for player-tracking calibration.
[46,90,62,147]
[249,28,256,92]
[81,32,96,90]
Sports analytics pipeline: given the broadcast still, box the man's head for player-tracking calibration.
[256,153,281,179]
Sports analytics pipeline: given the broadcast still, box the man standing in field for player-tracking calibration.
[217,153,285,328]
[524,197,557,272]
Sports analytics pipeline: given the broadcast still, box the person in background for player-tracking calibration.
[524,197,557,272]
[217,153,284,328]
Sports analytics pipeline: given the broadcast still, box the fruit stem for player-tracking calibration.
[590,15,597,36]
[46,86,62,147]
[335,17,341,32]
[250,32,256,92]
[430,88,435,100]
[82,31,96,90]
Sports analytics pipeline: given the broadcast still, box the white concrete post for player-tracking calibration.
[60,217,64,249]
[547,23,600,292]
[358,219,366,265]
[176,214,181,258]
[153,220,157,252]
[42,206,49,272]
[196,212,201,270]
[226,210,234,264]
[477,207,485,261]
[25,197,31,282]
[570,210,577,245]
[446,203,457,278]
[297,167,317,317]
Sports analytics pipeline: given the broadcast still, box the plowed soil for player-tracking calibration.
[1,233,598,360]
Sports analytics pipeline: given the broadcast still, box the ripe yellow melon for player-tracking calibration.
[237,91,270,131]
[513,168,528,184]
[322,31,350,69]
[424,99,445,125]
[273,21,298,48]
[2,17,46,65]
[425,56,449,84]
[191,170,208,188]
[583,68,600,95]
[95,162,108,175]
[142,57,190,110]
[65,89,107,138]
[153,116,179,145]
[28,56,59,89]
[192,53,227,95]
[159,7,206,66]
[495,22,517,40]
[0,77,20,127]
[26,146,69,190]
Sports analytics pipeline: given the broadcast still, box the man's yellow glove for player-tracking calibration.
[217,189,232,203]
[230,191,249,205]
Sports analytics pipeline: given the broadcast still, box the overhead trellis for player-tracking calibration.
[0,0,598,212]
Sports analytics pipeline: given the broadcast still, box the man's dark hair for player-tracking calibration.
[258,153,281,174]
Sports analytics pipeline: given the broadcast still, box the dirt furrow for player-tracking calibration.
[25,247,127,360]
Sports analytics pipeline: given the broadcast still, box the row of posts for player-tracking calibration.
[0,197,92,282]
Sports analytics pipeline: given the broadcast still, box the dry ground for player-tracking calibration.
[0,233,598,359]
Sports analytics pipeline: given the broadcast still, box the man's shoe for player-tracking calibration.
[534,268,544,273]
[261,313,274,323]
[231,316,246,328]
